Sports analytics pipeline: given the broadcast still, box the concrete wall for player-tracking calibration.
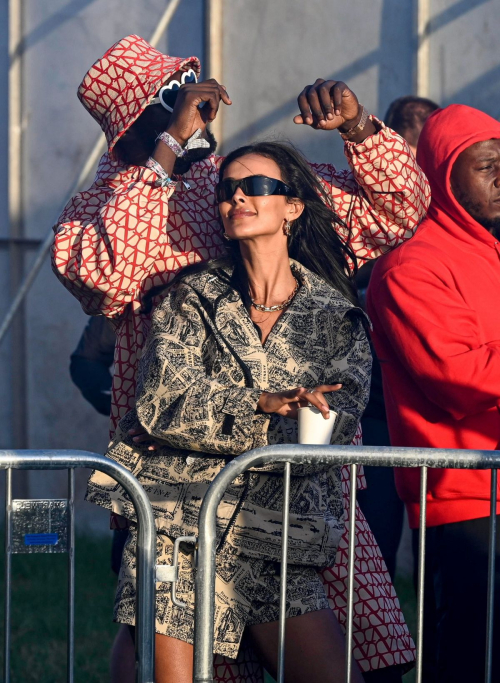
[1,0,499,532]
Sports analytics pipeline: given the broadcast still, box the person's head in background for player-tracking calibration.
[384,96,439,155]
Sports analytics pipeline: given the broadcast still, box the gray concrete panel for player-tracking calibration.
[429,0,500,116]
[221,0,414,165]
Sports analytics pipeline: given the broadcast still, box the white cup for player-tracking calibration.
[298,406,337,445]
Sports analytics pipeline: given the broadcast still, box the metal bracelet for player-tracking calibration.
[156,131,186,157]
[340,105,369,141]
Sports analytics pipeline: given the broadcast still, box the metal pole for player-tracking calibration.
[8,0,22,236]
[8,0,28,453]
[415,466,428,683]
[4,469,13,683]
[0,0,185,347]
[485,469,497,683]
[204,0,224,147]
[276,462,291,683]
[345,464,357,683]
[0,451,157,683]
[67,469,75,683]
[149,0,183,46]
[415,0,431,97]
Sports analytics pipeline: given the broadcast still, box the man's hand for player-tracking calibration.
[167,78,232,146]
[294,79,363,130]
[258,384,342,421]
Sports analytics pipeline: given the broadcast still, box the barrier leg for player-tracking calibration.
[415,466,427,683]
[485,469,497,683]
[276,462,291,683]
[4,468,12,683]
[345,463,358,683]
[136,504,156,683]
[67,469,75,683]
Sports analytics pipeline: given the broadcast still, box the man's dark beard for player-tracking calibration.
[173,128,218,175]
[453,188,500,238]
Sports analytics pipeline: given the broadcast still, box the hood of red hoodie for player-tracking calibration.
[416,104,500,247]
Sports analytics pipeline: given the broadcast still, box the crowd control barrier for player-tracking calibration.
[0,450,157,683]
[193,444,500,683]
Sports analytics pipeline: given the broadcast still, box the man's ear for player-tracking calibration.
[287,198,305,221]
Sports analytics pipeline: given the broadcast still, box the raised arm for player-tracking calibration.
[52,78,230,318]
[294,79,431,262]
[135,282,268,455]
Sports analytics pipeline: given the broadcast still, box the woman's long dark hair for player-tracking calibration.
[143,140,358,312]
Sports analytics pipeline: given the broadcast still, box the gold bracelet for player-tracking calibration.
[340,106,369,141]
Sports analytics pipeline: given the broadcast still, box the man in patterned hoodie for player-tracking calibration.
[52,35,429,682]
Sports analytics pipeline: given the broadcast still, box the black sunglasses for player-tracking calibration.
[216,175,295,203]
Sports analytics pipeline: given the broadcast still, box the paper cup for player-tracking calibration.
[298,406,337,445]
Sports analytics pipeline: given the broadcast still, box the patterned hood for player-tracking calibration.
[77,34,200,155]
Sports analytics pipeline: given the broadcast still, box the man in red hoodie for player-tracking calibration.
[367,104,500,682]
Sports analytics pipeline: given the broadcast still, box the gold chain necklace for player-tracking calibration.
[250,277,299,312]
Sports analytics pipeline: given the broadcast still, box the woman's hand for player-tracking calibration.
[129,427,159,451]
[258,384,342,421]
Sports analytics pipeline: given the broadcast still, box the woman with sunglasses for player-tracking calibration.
[104,140,372,683]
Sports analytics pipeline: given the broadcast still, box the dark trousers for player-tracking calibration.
[363,666,404,682]
[412,515,500,683]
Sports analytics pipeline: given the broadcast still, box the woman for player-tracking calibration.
[101,140,371,682]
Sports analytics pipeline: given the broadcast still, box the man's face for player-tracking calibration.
[450,139,500,236]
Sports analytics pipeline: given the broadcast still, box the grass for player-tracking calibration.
[0,532,418,682]
[0,531,118,683]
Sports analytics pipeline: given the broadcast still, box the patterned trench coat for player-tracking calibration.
[89,261,372,567]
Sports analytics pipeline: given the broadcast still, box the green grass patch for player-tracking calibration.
[0,531,117,682]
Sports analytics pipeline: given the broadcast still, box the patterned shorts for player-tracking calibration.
[115,528,330,659]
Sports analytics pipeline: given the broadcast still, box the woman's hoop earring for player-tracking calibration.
[284,220,292,237]
[223,232,232,241]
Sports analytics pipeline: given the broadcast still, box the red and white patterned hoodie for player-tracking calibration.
[52,35,430,677]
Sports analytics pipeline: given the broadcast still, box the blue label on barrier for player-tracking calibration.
[24,533,59,546]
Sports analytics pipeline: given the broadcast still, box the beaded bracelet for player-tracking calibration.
[145,157,177,188]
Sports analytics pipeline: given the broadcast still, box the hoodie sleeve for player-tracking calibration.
[51,159,176,318]
[134,282,268,455]
[370,261,500,420]
[310,118,431,265]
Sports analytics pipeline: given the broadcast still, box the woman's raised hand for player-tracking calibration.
[293,79,360,131]
[257,384,342,421]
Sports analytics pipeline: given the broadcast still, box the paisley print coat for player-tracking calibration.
[87,260,372,567]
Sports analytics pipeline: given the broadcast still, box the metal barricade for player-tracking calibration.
[194,444,500,683]
[1,450,157,683]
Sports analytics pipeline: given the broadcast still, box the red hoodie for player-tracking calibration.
[367,104,500,528]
